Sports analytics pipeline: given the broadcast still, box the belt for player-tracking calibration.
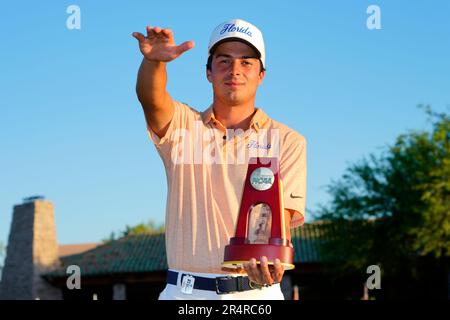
[166,270,255,294]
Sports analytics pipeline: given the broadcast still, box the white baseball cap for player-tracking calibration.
[208,19,266,69]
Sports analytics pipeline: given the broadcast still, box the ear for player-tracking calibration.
[206,68,212,83]
[258,70,265,85]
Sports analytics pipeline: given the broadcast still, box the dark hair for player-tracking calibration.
[206,55,265,73]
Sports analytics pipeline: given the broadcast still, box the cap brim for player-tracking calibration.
[209,37,261,59]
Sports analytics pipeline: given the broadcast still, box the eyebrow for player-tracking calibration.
[215,54,258,59]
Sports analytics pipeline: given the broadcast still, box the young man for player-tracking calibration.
[132,19,307,300]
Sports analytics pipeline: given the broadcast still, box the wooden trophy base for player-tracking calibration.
[222,243,295,270]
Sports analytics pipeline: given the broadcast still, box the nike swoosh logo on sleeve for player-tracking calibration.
[290,193,303,199]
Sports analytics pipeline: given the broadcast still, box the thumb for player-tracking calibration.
[132,32,146,43]
[174,40,195,56]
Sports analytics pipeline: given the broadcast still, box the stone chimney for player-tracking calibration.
[0,196,62,300]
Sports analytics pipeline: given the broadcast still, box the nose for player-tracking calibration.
[229,59,241,76]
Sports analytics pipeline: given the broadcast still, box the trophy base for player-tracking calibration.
[222,243,295,270]
[222,260,295,270]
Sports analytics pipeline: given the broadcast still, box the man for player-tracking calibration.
[132,19,307,300]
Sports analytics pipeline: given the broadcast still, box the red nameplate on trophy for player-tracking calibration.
[222,157,295,270]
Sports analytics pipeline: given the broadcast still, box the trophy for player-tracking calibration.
[222,157,295,270]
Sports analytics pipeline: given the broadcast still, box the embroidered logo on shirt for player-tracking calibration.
[290,193,303,199]
[247,140,271,150]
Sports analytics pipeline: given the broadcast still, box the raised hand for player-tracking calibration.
[132,26,195,62]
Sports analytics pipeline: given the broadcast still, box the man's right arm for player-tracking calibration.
[136,59,173,138]
[133,26,194,139]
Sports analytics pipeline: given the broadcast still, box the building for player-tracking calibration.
[0,197,361,300]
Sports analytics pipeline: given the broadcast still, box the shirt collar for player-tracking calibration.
[201,105,269,132]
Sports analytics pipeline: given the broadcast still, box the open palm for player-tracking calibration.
[132,26,195,62]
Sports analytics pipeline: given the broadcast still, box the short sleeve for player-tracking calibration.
[146,101,197,160]
[280,133,307,229]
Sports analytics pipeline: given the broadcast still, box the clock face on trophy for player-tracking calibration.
[222,157,295,270]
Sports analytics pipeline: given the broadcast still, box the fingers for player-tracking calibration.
[243,258,259,283]
[153,26,164,39]
[144,26,153,38]
[134,26,194,61]
[260,256,274,286]
[271,259,285,284]
[174,40,195,55]
[244,256,283,286]
[145,26,172,41]
[162,28,173,38]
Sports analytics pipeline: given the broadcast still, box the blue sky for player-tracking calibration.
[0,1,449,247]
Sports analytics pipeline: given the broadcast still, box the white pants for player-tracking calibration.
[158,269,285,300]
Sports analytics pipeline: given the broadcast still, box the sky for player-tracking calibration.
[0,0,449,248]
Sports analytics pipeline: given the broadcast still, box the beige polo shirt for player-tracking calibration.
[147,101,307,274]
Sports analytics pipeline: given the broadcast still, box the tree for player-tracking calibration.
[315,106,450,297]
[121,220,165,237]
[102,219,165,243]
[0,240,5,281]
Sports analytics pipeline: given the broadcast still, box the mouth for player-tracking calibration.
[225,82,244,89]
